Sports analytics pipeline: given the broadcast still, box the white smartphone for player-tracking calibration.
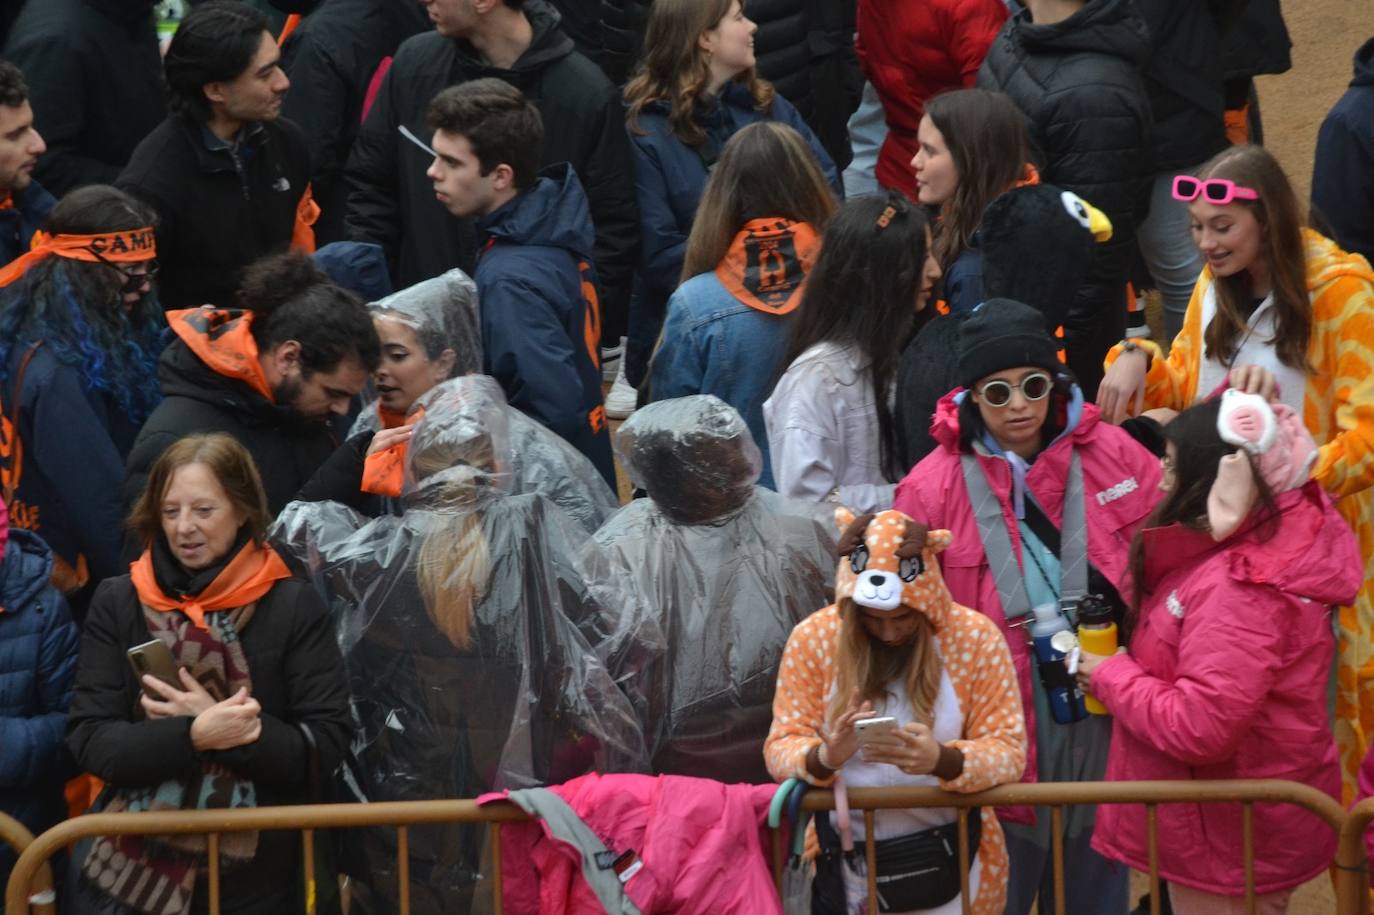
[854,716,899,745]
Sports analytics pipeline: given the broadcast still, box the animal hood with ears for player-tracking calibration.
[834,507,954,629]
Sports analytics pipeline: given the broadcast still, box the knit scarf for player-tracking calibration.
[82,538,287,915]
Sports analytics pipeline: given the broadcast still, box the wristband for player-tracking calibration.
[817,742,836,772]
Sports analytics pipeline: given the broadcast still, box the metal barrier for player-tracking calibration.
[3,780,1366,915]
[0,812,53,915]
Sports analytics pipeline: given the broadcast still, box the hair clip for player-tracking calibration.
[875,205,897,230]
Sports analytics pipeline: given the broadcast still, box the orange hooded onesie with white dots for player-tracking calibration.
[764,508,1027,915]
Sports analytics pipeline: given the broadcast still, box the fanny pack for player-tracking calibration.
[813,806,982,913]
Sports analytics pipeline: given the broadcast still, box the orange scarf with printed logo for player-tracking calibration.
[361,404,426,497]
[166,307,275,401]
[713,218,819,315]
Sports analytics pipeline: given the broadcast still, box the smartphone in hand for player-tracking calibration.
[854,715,899,745]
[127,639,180,690]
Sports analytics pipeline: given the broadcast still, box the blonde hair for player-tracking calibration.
[623,0,773,145]
[680,121,836,281]
[410,428,496,651]
[827,599,943,727]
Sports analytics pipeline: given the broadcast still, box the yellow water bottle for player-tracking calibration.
[1076,596,1117,716]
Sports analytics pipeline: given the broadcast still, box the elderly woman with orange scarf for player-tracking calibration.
[65,433,351,915]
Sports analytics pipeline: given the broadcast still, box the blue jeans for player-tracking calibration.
[1136,170,1205,342]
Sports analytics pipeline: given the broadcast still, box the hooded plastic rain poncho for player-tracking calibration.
[583,395,836,783]
[350,270,618,533]
[272,375,647,915]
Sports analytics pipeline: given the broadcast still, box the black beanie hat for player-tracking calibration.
[957,298,1062,389]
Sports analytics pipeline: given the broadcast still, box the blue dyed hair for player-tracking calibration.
[0,186,166,425]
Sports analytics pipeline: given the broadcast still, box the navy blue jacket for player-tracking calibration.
[0,528,78,885]
[0,182,55,268]
[627,84,840,382]
[2,344,140,586]
[1313,37,1374,266]
[476,164,615,488]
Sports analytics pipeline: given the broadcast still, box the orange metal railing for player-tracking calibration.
[4,780,1366,915]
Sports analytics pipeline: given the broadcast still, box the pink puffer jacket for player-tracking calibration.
[1091,481,1361,895]
[893,393,1161,802]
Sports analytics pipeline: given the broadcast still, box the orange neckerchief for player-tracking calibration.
[714,218,819,316]
[1015,162,1041,189]
[166,307,275,402]
[130,539,291,630]
[361,404,426,497]
[0,226,157,287]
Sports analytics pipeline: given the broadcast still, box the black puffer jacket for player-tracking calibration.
[1135,0,1245,172]
[598,0,860,168]
[977,0,1151,397]
[123,338,339,520]
[3,0,166,195]
[280,0,431,244]
[343,0,638,324]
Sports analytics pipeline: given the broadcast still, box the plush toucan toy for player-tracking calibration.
[895,184,1112,468]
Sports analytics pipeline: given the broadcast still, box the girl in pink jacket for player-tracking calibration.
[894,299,1161,915]
[1080,392,1362,913]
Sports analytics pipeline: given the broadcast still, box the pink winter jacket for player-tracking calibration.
[893,394,1161,799]
[480,773,781,914]
[1091,481,1361,896]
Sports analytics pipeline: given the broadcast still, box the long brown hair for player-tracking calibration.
[127,433,271,548]
[680,122,837,280]
[1194,145,1312,372]
[624,0,774,145]
[1123,399,1279,640]
[827,599,943,727]
[924,89,1029,270]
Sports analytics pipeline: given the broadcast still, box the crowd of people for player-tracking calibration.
[1,0,1374,913]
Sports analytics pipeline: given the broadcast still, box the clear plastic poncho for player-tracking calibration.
[272,376,647,915]
[350,271,617,534]
[583,395,837,784]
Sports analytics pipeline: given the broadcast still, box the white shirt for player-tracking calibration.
[763,341,896,512]
[1195,284,1307,415]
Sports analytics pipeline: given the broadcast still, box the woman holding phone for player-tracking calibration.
[1096,143,1374,798]
[66,433,351,914]
[765,507,1025,914]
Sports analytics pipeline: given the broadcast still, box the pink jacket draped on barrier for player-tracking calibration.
[480,773,781,914]
[1091,481,1360,895]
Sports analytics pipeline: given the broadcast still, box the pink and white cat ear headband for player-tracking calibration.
[1207,390,1318,540]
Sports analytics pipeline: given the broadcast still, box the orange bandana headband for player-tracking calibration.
[0,227,157,288]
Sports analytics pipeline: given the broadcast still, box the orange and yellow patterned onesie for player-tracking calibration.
[1105,229,1374,800]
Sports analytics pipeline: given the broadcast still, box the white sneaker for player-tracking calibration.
[604,358,638,420]
[601,336,625,383]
